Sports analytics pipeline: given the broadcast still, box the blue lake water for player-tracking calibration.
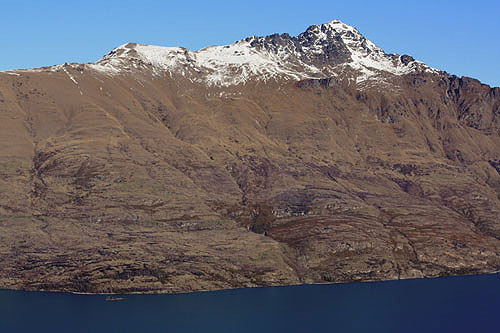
[1,273,499,332]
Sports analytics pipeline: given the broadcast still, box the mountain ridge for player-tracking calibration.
[5,20,439,88]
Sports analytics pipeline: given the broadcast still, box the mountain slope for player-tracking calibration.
[0,20,499,293]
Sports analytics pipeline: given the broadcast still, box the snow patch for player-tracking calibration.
[63,67,78,85]
[87,63,120,75]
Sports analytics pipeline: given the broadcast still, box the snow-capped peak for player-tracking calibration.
[91,20,436,86]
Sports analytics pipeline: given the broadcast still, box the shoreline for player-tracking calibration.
[1,270,498,297]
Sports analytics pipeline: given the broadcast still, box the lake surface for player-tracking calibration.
[1,273,499,332]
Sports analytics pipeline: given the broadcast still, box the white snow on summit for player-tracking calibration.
[90,20,438,86]
[93,41,317,85]
[329,20,435,82]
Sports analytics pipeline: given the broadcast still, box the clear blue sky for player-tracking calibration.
[2,0,499,87]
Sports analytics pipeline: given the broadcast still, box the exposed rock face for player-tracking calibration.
[0,20,499,293]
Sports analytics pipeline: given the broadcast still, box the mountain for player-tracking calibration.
[1,20,499,294]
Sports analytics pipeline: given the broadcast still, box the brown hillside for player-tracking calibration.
[1,22,500,292]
